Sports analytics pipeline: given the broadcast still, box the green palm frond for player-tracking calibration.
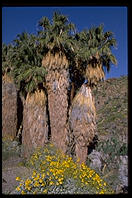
[73,23,117,86]
[14,65,47,94]
[38,17,51,30]
[109,54,117,65]
[9,31,47,95]
[38,11,77,61]
[2,43,14,77]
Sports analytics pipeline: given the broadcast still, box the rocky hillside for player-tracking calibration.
[87,76,128,193]
[93,76,127,142]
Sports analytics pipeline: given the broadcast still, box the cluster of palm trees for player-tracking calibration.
[2,11,117,163]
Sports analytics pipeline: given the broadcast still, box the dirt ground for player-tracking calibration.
[2,155,33,194]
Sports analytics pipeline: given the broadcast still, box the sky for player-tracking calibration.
[2,6,128,79]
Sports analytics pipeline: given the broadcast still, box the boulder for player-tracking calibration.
[88,150,102,171]
[118,155,128,187]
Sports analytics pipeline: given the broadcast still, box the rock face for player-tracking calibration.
[22,90,49,158]
[2,82,17,140]
[69,84,97,164]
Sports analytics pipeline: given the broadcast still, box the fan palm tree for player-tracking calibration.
[69,24,117,163]
[2,43,18,140]
[39,11,76,153]
[11,32,49,157]
[2,43,14,83]
[75,24,117,86]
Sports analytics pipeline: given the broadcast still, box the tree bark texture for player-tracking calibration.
[45,69,70,153]
[69,84,96,164]
[2,82,17,140]
[22,90,48,158]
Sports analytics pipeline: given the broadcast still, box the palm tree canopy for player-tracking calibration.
[38,11,76,60]
[73,24,117,86]
[2,13,118,91]
[75,24,117,65]
[2,43,14,76]
[10,32,47,96]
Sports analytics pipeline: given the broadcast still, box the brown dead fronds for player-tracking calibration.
[85,63,105,85]
[2,74,14,83]
[72,85,96,113]
[42,52,68,70]
[26,89,46,106]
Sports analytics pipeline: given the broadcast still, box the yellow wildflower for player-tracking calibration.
[43,189,48,193]
[16,186,21,191]
[34,181,40,187]
[76,158,80,163]
[21,190,26,195]
[49,181,54,185]
[36,173,40,178]
[16,177,21,181]
[39,178,43,183]
[81,178,84,183]
[26,186,31,191]
[41,173,45,179]
[58,178,63,182]
[34,177,39,181]
[25,179,32,186]
[32,170,37,176]
[99,190,105,194]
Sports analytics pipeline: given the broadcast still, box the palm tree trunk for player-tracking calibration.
[70,82,75,103]
[69,84,96,164]
[22,90,48,158]
[45,69,70,153]
[2,81,17,140]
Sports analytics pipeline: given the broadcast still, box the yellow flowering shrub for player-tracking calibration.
[15,143,114,194]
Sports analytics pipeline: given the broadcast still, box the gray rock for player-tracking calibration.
[11,141,19,148]
[118,155,128,187]
[88,150,102,171]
